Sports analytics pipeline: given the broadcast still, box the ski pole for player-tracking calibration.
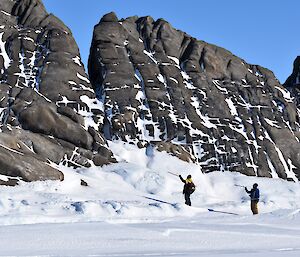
[234,184,245,188]
[168,171,179,176]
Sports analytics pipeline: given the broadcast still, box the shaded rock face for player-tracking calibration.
[0,0,115,182]
[89,12,300,181]
[284,56,300,106]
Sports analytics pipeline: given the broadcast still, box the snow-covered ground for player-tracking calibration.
[0,141,300,256]
[1,213,300,257]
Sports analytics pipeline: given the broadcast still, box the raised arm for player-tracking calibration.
[245,187,251,194]
[179,175,186,183]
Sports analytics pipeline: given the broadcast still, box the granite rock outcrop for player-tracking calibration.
[89,12,300,181]
[0,1,115,182]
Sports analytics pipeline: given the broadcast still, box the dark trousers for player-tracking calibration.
[184,193,191,206]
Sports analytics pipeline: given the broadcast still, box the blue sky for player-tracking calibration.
[43,0,299,83]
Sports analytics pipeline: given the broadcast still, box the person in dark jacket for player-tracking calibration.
[245,183,260,215]
[179,174,195,206]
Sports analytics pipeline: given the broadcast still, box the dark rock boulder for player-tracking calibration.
[80,179,88,186]
[89,13,300,181]
[0,178,19,186]
[0,0,115,182]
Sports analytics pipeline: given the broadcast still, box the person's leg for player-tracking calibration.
[250,201,254,214]
[251,201,258,215]
[253,201,258,214]
[185,193,191,206]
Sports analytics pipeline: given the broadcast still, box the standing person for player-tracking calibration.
[245,183,260,215]
[179,174,195,206]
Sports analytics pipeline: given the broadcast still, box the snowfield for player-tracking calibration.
[0,141,300,256]
[1,213,300,257]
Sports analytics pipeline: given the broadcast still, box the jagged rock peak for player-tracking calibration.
[100,12,119,23]
[284,56,300,88]
[284,56,300,110]
[89,13,300,181]
[12,0,48,26]
[0,1,115,183]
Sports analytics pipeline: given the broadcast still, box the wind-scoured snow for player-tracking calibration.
[134,85,161,141]
[225,97,238,116]
[76,72,90,83]
[275,86,294,103]
[72,56,82,66]
[1,10,11,16]
[263,130,298,181]
[167,56,179,65]
[190,96,217,129]
[0,32,11,69]
[169,77,178,84]
[264,118,281,128]
[143,50,158,64]
[56,95,76,106]
[265,151,279,178]
[213,79,229,94]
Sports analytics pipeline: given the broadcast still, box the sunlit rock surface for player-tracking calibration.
[89,12,300,181]
[0,0,115,182]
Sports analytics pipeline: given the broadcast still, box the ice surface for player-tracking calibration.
[1,212,300,257]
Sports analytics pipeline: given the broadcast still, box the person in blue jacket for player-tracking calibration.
[245,183,260,215]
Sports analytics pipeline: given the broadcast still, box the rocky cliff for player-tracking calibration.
[1,2,299,183]
[0,0,115,183]
[284,56,300,106]
[89,12,300,181]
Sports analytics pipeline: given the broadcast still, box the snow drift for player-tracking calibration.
[0,141,299,225]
